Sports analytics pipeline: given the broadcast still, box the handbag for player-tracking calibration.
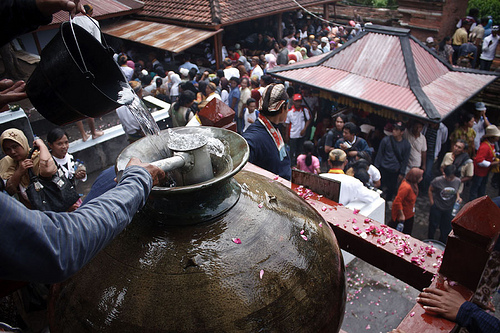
[26,147,80,212]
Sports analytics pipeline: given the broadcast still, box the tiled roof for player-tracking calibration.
[140,0,335,26]
[50,0,143,26]
[269,25,498,121]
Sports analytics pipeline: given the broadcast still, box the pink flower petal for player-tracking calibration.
[366,324,371,329]
[319,222,323,227]
[321,206,328,212]
[301,234,308,241]
[232,238,242,244]
[274,176,279,180]
[353,209,360,214]
[260,269,264,279]
[300,230,305,235]
[410,311,415,317]
[258,202,263,208]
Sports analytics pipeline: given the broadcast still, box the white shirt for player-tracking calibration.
[223,67,240,79]
[473,117,487,150]
[116,105,141,135]
[481,34,499,61]
[120,66,134,81]
[243,108,257,132]
[285,106,310,139]
[53,153,87,182]
[368,164,381,187]
[250,65,263,80]
[320,172,380,206]
[72,16,101,43]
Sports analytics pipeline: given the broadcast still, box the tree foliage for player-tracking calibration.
[468,0,500,26]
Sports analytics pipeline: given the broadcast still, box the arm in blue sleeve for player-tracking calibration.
[0,166,152,283]
[0,0,52,46]
[456,301,500,333]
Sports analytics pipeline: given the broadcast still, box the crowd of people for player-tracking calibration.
[1,1,500,332]
[431,8,500,70]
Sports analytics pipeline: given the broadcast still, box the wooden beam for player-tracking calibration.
[214,32,222,69]
[277,13,283,40]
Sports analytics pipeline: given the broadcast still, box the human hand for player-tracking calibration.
[416,281,466,322]
[19,159,34,172]
[36,0,84,18]
[0,79,27,112]
[75,169,86,179]
[33,138,47,151]
[398,211,405,222]
[126,157,165,186]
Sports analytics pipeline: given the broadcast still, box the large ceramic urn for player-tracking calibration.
[49,127,346,332]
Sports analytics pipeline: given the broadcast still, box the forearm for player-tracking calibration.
[5,170,23,195]
[38,149,57,177]
[0,166,152,283]
[0,0,52,46]
[456,301,500,333]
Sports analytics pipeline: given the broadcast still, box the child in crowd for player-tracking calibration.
[243,98,259,132]
[296,140,321,174]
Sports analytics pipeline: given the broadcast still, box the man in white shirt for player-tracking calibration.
[320,149,380,206]
[249,57,263,81]
[404,120,427,173]
[223,58,240,79]
[285,94,311,165]
[480,26,499,71]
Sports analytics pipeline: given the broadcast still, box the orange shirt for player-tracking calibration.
[391,179,416,221]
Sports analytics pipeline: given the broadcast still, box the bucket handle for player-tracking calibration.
[68,14,90,76]
[67,13,113,80]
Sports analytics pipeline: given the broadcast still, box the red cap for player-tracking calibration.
[293,93,302,101]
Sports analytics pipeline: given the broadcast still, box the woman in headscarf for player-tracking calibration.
[238,55,252,72]
[242,83,291,180]
[389,167,424,235]
[264,53,277,72]
[0,128,57,208]
[169,73,181,103]
[300,47,309,60]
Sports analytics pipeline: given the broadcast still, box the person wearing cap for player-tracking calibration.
[320,149,380,206]
[374,122,411,202]
[425,37,436,51]
[479,25,499,71]
[320,37,330,53]
[472,102,491,150]
[469,125,500,201]
[285,93,311,165]
[242,84,291,180]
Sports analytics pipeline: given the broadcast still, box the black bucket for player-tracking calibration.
[26,21,127,126]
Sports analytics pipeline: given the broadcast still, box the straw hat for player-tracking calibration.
[484,125,500,138]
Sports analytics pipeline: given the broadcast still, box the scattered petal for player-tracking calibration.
[319,222,323,227]
[232,238,242,244]
[353,209,360,215]
[258,202,264,208]
[365,324,371,330]
[360,232,367,239]
[300,230,305,235]
[301,234,308,241]
[321,206,328,212]
[274,176,279,180]
[260,269,264,279]
[410,311,415,317]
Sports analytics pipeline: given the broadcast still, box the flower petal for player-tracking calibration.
[260,269,264,279]
[232,238,242,244]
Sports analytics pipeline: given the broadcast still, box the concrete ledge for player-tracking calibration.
[69,107,170,174]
